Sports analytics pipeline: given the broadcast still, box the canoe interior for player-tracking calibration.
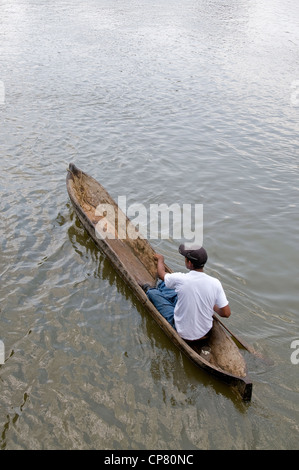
[66,163,252,401]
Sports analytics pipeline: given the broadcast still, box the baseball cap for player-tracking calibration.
[178,244,208,267]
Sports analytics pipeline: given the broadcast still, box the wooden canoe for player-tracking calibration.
[66,163,253,401]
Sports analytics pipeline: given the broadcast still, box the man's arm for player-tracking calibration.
[154,253,166,281]
[214,304,231,318]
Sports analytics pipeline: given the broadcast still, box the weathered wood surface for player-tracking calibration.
[66,163,252,401]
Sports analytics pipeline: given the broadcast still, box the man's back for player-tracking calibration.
[164,271,228,340]
[146,247,231,340]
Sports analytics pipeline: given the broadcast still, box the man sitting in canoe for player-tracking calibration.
[144,245,231,343]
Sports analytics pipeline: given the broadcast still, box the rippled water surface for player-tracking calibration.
[1,0,298,450]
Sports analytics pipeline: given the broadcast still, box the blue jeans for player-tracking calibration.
[146,281,177,329]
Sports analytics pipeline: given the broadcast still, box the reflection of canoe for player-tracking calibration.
[66,163,253,401]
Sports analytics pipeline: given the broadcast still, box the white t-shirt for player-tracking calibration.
[164,271,228,340]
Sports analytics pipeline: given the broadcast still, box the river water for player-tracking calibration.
[0,0,298,450]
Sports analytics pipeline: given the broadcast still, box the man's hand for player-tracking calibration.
[154,253,166,280]
[214,304,231,318]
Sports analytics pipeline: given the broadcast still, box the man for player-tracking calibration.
[145,244,231,343]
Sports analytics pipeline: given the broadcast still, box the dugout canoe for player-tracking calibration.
[66,163,253,401]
